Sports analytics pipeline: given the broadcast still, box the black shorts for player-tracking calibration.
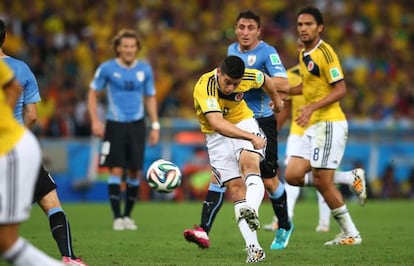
[100,119,146,170]
[33,165,57,203]
[257,115,279,178]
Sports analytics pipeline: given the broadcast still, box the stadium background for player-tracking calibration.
[1,0,413,201]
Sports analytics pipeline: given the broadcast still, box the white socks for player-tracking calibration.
[2,237,63,266]
[285,182,301,219]
[244,174,264,213]
[316,191,331,227]
[234,202,260,248]
[331,205,359,236]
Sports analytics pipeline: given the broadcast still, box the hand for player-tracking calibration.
[250,133,266,150]
[91,120,105,138]
[148,129,160,146]
[270,100,284,113]
[295,105,313,127]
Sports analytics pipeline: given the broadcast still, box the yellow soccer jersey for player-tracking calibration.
[0,60,25,156]
[299,40,346,124]
[194,68,265,134]
[287,64,305,136]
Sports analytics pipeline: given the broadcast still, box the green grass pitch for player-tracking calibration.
[5,198,414,265]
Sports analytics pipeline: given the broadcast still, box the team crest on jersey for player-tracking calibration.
[247,55,256,66]
[269,54,281,65]
[329,67,341,80]
[206,98,219,110]
[307,61,315,71]
[136,71,145,82]
[234,92,244,101]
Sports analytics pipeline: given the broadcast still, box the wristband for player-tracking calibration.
[151,121,161,130]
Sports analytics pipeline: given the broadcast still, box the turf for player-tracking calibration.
[5,198,414,265]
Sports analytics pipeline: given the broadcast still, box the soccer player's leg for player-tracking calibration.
[260,159,293,250]
[35,166,88,265]
[183,176,224,249]
[264,176,294,250]
[312,121,362,245]
[101,121,128,231]
[230,177,265,263]
[122,120,146,231]
[200,178,226,234]
[315,190,330,232]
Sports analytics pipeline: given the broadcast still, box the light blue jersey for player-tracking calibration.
[228,41,287,118]
[90,59,156,122]
[4,57,41,124]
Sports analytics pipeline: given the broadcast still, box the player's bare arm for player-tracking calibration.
[262,74,284,113]
[283,83,303,96]
[3,78,22,108]
[144,95,160,146]
[87,89,105,138]
[295,80,346,127]
[205,112,266,150]
[276,99,292,131]
[271,76,290,100]
[23,103,37,128]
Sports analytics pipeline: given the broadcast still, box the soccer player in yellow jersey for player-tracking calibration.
[280,64,333,232]
[283,6,364,245]
[266,40,367,233]
[190,55,284,263]
[0,60,63,265]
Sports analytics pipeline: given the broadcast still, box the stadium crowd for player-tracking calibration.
[0,0,413,138]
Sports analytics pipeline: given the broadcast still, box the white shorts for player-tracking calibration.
[284,134,302,166]
[0,130,41,224]
[206,118,265,185]
[290,121,348,169]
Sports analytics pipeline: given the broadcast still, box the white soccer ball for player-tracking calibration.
[146,159,182,193]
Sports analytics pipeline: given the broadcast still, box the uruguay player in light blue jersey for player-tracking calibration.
[5,58,40,125]
[88,28,160,231]
[0,19,87,265]
[184,10,294,251]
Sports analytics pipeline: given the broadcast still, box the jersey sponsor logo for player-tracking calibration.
[136,71,145,82]
[234,92,244,101]
[329,67,341,80]
[247,55,256,66]
[269,53,281,65]
[113,72,121,78]
[307,61,315,71]
[206,98,219,110]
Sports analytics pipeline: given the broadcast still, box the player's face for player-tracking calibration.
[217,71,242,95]
[297,14,323,49]
[235,18,260,51]
[117,37,138,65]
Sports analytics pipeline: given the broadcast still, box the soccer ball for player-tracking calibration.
[146,159,182,193]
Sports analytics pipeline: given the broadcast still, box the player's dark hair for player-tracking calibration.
[0,19,6,47]
[112,28,141,56]
[297,6,324,25]
[220,55,245,79]
[236,10,261,28]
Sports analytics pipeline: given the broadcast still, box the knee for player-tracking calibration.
[226,180,245,201]
[285,170,303,186]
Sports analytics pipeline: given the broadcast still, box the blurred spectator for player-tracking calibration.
[380,164,401,199]
[408,168,414,199]
[0,0,412,135]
